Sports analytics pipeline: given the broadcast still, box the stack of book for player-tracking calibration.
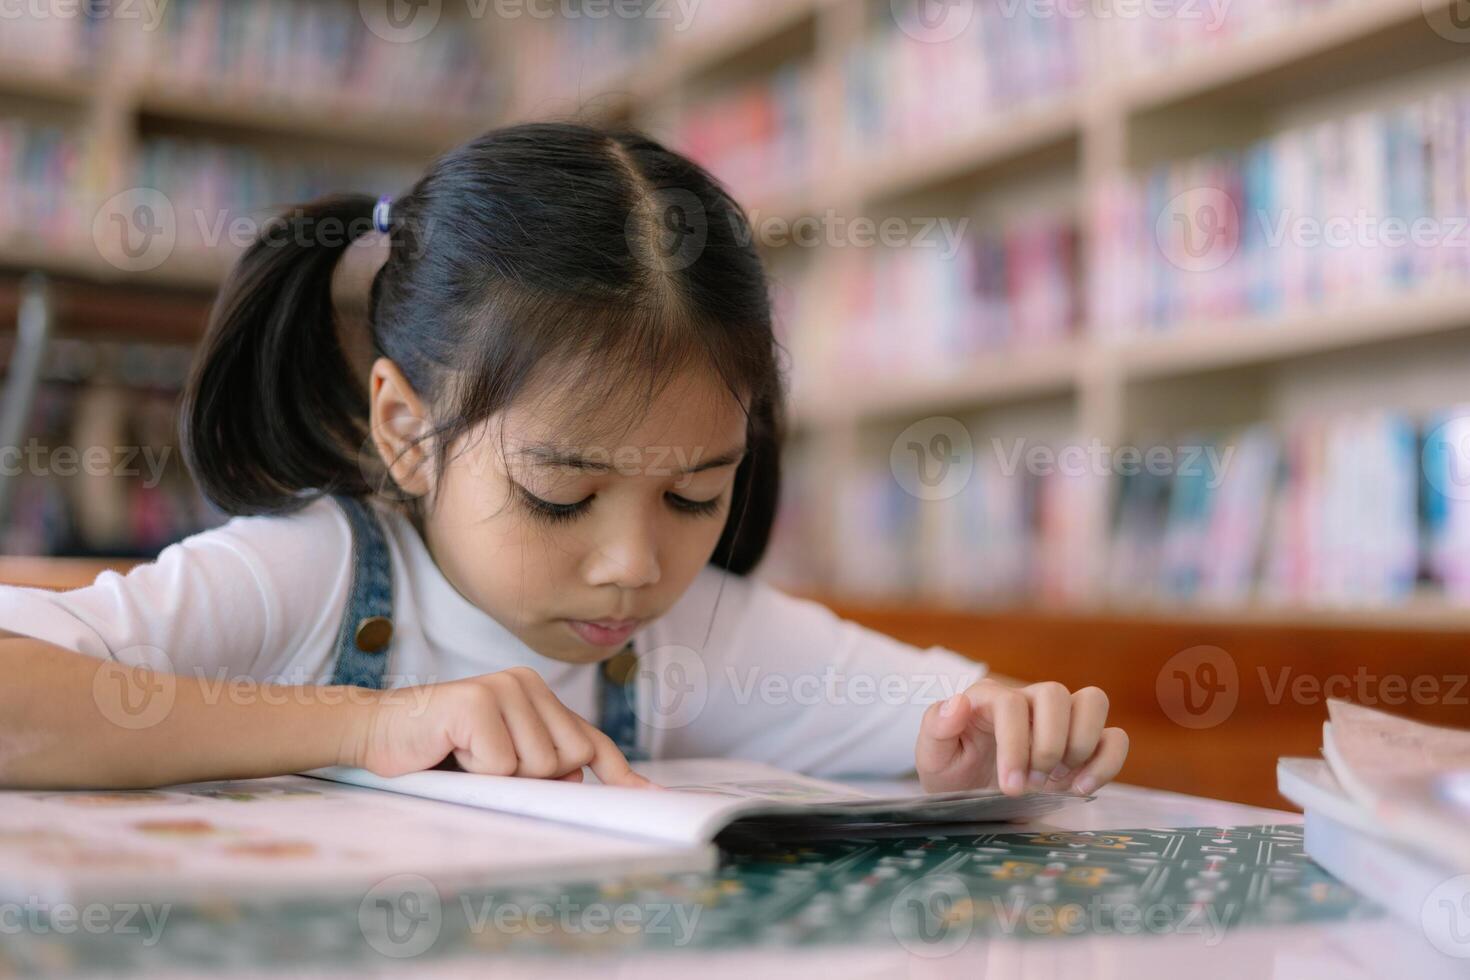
[675,63,813,208]
[842,0,1080,160]
[0,2,101,72]
[1108,0,1352,73]
[0,119,98,252]
[828,213,1080,382]
[831,447,1096,604]
[512,2,662,110]
[139,0,496,116]
[1277,700,1470,952]
[133,136,419,267]
[0,339,220,559]
[1110,410,1439,608]
[1089,86,1470,338]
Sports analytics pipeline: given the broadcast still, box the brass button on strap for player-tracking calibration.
[354,616,393,654]
[602,647,639,685]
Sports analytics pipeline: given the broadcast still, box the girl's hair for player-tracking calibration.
[181,122,785,574]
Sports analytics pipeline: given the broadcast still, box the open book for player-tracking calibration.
[1,759,1091,905]
[303,757,1093,849]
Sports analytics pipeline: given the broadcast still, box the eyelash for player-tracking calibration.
[518,488,722,524]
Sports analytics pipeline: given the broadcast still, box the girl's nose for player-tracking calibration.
[583,521,662,591]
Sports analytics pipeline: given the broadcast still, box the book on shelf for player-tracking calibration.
[823,211,1080,384]
[0,340,220,558]
[842,0,1079,160]
[1090,83,1470,339]
[1105,410,1445,609]
[675,62,813,212]
[135,0,495,116]
[0,758,1093,905]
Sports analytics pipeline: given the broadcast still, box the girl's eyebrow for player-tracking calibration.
[517,444,748,474]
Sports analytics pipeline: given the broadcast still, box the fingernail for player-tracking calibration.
[940,693,963,717]
[1048,765,1071,783]
[1004,769,1024,795]
[1027,770,1048,792]
[1072,775,1097,795]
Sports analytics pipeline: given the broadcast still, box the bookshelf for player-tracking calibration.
[0,2,504,558]
[508,0,1470,631]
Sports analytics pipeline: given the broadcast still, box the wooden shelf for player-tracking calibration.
[0,239,228,292]
[517,0,824,117]
[0,274,213,344]
[133,86,489,153]
[853,98,1082,205]
[808,594,1470,807]
[0,60,94,104]
[811,590,1470,633]
[1115,286,1470,380]
[794,341,1080,429]
[1117,0,1462,116]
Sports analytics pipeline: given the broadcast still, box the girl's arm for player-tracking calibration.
[1,635,369,788]
[2,636,652,791]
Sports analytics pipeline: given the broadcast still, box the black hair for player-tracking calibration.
[181,122,785,575]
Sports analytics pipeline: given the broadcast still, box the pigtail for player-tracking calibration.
[181,194,380,515]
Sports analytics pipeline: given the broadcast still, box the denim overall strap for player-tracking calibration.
[598,642,648,761]
[328,494,394,690]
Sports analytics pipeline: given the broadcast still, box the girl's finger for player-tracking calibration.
[453,708,517,776]
[915,693,973,775]
[521,681,598,774]
[1069,727,1129,795]
[1021,682,1072,791]
[577,719,656,789]
[1061,687,1110,772]
[490,677,563,778]
[965,683,1031,796]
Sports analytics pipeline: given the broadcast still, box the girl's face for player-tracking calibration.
[372,361,749,664]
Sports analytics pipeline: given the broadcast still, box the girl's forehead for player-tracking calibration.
[512,367,747,443]
[475,373,748,470]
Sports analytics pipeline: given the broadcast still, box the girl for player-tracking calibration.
[0,123,1127,797]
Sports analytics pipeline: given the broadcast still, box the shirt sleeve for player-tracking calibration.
[0,498,352,683]
[637,566,988,779]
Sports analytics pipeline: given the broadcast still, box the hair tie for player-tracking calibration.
[373,196,393,234]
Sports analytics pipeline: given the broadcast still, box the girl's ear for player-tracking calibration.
[369,357,433,497]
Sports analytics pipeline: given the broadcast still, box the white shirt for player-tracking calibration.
[0,496,986,778]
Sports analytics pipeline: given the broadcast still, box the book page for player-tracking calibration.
[304,765,758,847]
[305,758,1094,846]
[0,775,712,906]
[1323,699,1470,872]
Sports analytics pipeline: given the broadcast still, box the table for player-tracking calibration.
[7,781,1463,978]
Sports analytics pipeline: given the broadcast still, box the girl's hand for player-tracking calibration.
[346,666,654,788]
[915,679,1128,796]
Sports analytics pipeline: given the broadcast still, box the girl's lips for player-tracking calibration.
[564,618,642,647]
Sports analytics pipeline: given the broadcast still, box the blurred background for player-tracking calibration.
[2,0,1469,804]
